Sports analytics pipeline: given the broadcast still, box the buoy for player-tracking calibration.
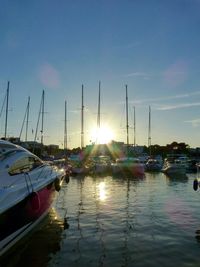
[54,178,61,192]
[29,191,40,212]
[193,179,199,191]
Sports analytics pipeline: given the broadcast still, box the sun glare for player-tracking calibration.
[90,126,114,144]
[98,182,107,201]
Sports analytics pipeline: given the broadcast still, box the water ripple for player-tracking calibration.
[4,174,200,267]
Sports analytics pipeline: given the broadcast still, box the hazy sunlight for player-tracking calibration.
[98,182,106,201]
[90,126,114,144]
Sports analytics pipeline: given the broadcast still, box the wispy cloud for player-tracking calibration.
[185,118,200,127]
[123,72,151,80]
[130,91,200,105]
[155,102,200,111]
[69,107,89,114]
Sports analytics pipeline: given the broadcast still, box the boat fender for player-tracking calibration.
[193,179,199,191]
[64,217,70,230]
[65,174,70,184]
[54,178,61,192]
[47,182,53,190]
[29,191,40,212]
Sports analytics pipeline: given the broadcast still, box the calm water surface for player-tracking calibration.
[4,172,200,267]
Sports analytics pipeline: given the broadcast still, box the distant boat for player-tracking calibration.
[162,155,188,175]
[111,85,145,177]
[90,155,111,175]
[145,158,162,172]
[112,157,144,176]
[0,140,65,257]
[69,154,89,176]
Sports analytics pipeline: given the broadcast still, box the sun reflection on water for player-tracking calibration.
[98,181,107,201]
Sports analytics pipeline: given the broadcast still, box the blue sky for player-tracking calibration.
[1,0,200,149]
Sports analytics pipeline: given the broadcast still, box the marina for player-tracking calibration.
[2,171,200,267]
[1,1,200,266]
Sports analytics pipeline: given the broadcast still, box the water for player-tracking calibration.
[3,172,200,267]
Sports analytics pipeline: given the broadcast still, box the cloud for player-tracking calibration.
[125,72,148,77]
[130,91,200,105]
[69,107,89,114]
[185,118,200,127]
[38,63,60,89]
[124,72,151,80]
[155,102,200,111]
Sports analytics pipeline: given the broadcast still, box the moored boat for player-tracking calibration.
[69,154,89,176]
[162,157,187,175]
[145,158,162,172]
[0,140,65,257]
[89,155,111,176]
[111,157,145,177]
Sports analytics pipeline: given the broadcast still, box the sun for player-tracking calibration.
[90,126,114,144]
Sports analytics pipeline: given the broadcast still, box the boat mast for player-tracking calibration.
[125,85,129,154]
[148,105,151,155]
[4,81,9,139]
[19,96,30,141]
[81,84,84,149]
[25,96,30,142]
[133,106,136,147]
[33,90,45,153]
[41,90,45,145]
[64,100,67,152]
[97,81,101,129]
[96,81,101,144]
[0,94,6,139]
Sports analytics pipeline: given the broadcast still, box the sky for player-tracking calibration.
[1,0,200,149]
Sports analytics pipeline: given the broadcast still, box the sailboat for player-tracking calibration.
[33,90,45,156]
[69,85,89,176]
[90,81,111,175]
[145,106,162,172]
[111,85,145,177]
[19,96,30,142]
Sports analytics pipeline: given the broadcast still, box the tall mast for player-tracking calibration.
[148,105,151,155]
[40,90,45,145]
[64,100,67,151]
[25,96,30,142]
[81,84,84,149]
[133,106,136,147]
[96,81,101,144]
[97,81,101,129]
[4,81,9,139]
[0,92,6,139]
[19,96,30,141]
[33,90,45,153]
[125,85,129,148]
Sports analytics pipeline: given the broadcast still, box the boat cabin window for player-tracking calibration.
[9,156,31,175]
[28,156,43,170]
[8,156,43,175]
